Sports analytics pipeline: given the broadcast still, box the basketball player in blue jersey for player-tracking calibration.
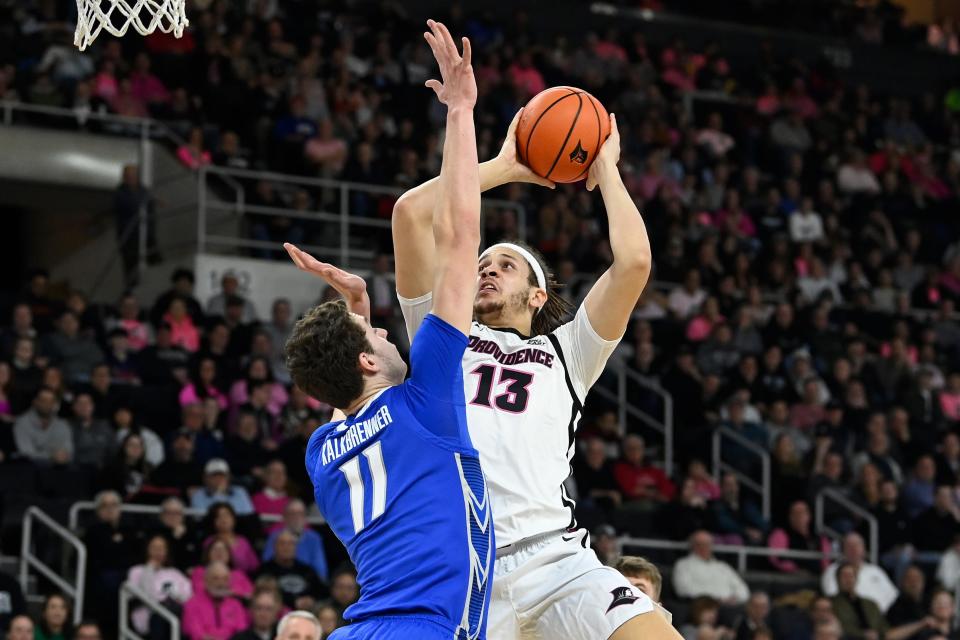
[283,20,492,640]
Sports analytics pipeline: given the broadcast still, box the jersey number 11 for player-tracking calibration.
[339,441,388,534]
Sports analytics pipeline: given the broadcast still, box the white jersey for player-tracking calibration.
[399,292,619,547]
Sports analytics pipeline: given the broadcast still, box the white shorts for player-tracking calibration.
[490,529,655,640]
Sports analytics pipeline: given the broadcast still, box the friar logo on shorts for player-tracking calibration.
[569,140,588,164]
[606,586,639,613]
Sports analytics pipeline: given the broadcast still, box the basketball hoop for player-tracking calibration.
[74,0,188,51]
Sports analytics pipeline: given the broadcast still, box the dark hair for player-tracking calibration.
[40,593,72,636]
[202,536,235,568]
[189,357,219,399]
[204,502,238,536]
[171,268,194,284]
[509,240,575,336]
[285,301,372,408]
[245,355,275,385]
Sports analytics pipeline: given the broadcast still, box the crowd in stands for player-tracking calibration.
[1,0,960,638]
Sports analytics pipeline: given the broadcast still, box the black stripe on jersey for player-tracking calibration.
[485,325,530,340]
[547,333,582,530]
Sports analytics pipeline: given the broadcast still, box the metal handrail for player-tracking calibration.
[68,500,326,532]
[620,536,839,575]
[119,581,180,640]
[20,507,87,625]
[814,488,879,565]
[712,427,771,521]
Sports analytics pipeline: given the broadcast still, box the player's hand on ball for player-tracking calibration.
[423,19,476,110]
[496,109,555,189]
[283,243,370,313]
[586,113,621,192]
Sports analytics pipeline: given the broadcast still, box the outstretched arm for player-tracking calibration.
[393,112,554,301]
[581,114,653,341]
[282,245,371,321]
[421,20,480,335]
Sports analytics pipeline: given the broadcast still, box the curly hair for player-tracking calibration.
[284,300,372,409]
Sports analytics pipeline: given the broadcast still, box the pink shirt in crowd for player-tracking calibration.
[189,566,253,601]
[182,590,248,640]
[202,535,260,575]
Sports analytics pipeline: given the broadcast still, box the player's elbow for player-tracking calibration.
[392,191,426,229]
[614,251,652,279]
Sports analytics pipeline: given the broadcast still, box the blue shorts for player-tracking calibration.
[330,615,466,640]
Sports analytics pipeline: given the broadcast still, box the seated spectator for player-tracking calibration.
[321,570,358,617]
[182,562,249,640]
[180,357,229,410]
[789,198,824,244]
[314,605,340,639]
[822,533,899,612]
[225,411,271,480]
[937,534,960,592]
[277,385,325,441]
[668,270,707,320]
[104,328,140,384]
[919,590,957,640]
[275,611,323,640]
[9,338,43,414]
[201,503,259,574]
[831,563,888,640]
[789,378,827,432]
[768,500,831,574]
[113,405,164,467]
[913,485,960,552]
[935,432,960,485]
[709,472,766,546]
[672,530,750,604]
[659,476,712,541]
[191,458,254,516]
[874,480,913,581]
[902,455,937,518]
[229,588,282,640]
[262,499,328,582]
[97,433,154,501]
[6,615,33,639]
[177,126,212,170]
[571,437,621,515]
[613,435,675,508]
[153,428,204,498]
[850,462,883,513]
[73,622,103,640]
[887,565,928,628]
[770,433,809,526]
[191,538,254,601]
[687,459,721,502]
[207,273,257,324]
[735,592,771,640]
[718,398,768,475]
[164,297,201,353]
[939,373,960,423]
[69,392,114,468]
[679,596,733,640]
[34,593,72,640]
[84,491,137,630]
[252,460,292,517]
[852,417,904,486]
[126,535,192,636]
[591,524,619,567]
[256,530,325,610]
[138,322,190,386]
[0,567,25,632]
[154,497,200,569]
[228,357,288,424]
[13,386,73,464]
[686,297,725,343]
[105,293,153,352]
[41,310,104,384]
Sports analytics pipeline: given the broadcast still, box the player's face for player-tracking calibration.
[475,250,537,321]
[351,314,407,383]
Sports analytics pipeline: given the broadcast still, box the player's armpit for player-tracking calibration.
[609,608,684,640]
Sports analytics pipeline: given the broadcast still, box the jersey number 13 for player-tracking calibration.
[470,364,534,413]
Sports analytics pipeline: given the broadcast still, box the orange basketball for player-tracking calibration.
[516,86,610,184]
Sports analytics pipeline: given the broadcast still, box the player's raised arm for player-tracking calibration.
[281,244,371,322]
[420,20,481,336]
[581,114,653,341]
[392,110,554,303]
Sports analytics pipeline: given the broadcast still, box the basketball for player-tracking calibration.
[516,86,611,184]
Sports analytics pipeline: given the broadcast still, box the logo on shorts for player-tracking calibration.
[569,141,588,164]
[606,587,639,613]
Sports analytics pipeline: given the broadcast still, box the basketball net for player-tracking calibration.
[74,0,188,51]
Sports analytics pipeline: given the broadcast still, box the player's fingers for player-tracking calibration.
[609,112,619,138]
[435,21,458,60]
[283,243,306,269]
[424,79,442,95]
[423,31,442,63]
[507,108,523,135]
[461,37,472,67]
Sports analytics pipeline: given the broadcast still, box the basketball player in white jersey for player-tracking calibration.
[286,27,678,640]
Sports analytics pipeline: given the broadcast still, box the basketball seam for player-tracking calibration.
[522,88,579,168]
[544,93,584,181]
[571,94,602,182]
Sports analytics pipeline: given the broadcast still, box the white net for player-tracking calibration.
[74,0,189,51]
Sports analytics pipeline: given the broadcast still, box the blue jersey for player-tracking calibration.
[306,314,493,639]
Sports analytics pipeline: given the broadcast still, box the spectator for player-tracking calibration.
[901,455,937,518]
[0,569,25,633]
[768,500,831,574]
[252,459,292,517]
[113,406,164,467]
[261,299,292,381]
[138,323,190,386]
[822,533,899,613]
[163,297,200,353]
[313,605,339,639]
[84,491,136,631]
[34,594,71,640]
[229,588,281,640]
[679,596,733,640]
[918,590,957,640]
[887,565,928,628]
[274,611,321,640]
[789,198,824,244]
[709,472,766,545]
[126,535,192,636]
[190,538,254,601]
[668,270,707,320]
[874,480,913,581]
[6,615,32,640]
[207,274,257,324]
[177,126,212,170]
[934,432,960,485]
[262,499,328,582]
[180,357,229,410]
[182,562,248,640]
[154,497,200,570]
[152,428,204,498]
[590,524,619,567]
[851,416,904,485]
[831,563,888,640]
[174,403,225,466]
[226,405,272,476]
[72,622,102,640]
[912,485,960,552]
[323,571,358,617]
[613,435,675,508]
[256,530,325,609]
[735,592,770,640]
[572,438,621,515]
[13,387,72,464]
[67,392,113,468]
[937,533,960,592]
[106,293,152,352]
[672,530,750,604]
[201,502,259,574]
[150,269,203,328]
[228,358,289,424]
[41,310,103,384]
[97,433,153,500]
[192,458,255,516]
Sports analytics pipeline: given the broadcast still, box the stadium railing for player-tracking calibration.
[620,535,839,575]
[119,581,180,640]
[20,506,87,625]
[712,427,771,521]
[814,488,879,565]
[68,500,327,532]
